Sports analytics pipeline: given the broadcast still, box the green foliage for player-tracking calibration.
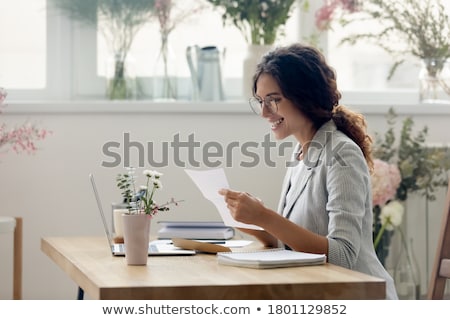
[49,0,155,54]
[206,0,298,45]
[116,173,134,208]
[50,0,155,99]
[373,108,450,201]
[340,0,450,79]
[116,168,179,215]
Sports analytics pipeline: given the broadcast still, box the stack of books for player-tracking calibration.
[157,221,235,240]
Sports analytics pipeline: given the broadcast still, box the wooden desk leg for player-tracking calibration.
[13,217,22,300]
[77,287,84,300]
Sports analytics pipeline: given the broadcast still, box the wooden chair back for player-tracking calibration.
[427,178,450,299]
[0,216,22,299]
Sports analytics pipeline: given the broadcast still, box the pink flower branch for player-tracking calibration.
[0,88,50,155]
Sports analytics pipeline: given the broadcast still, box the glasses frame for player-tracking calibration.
[248,95,280,115]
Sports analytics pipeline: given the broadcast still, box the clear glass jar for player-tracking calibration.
[106,51,137,100]
[152,33,177,101]
[394,237,421,299]
[419,58,450,103]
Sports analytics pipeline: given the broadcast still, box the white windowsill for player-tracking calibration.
[4,98,450,115]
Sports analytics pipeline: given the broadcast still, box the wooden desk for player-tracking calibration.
[41,236,386,300]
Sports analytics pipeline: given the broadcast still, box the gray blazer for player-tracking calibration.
[277,120,398,299]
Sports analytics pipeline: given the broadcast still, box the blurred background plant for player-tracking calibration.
[370,158,402,265]
[152,0,206,100]
[372,107,450,202]
[315,0,450,80]
[49,0,156,99]
[370,107,450,267]
[206,0,298,45]
[315,0,359,31]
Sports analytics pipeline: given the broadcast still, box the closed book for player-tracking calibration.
[157,221,235,240]
[217,248,326,269]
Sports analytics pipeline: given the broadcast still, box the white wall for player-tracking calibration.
[0,101,449,299]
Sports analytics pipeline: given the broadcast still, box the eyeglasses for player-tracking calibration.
[248,96,280,115]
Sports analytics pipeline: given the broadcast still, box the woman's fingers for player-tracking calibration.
[218,188,242,200]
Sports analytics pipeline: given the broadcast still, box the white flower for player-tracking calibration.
[153,171,163,179]
[379,200,404,231]
[143,169,163,178]
[143,169,152,177]
[116,167,179,216]
[152,179,162,189]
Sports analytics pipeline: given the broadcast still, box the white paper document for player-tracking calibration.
[184,168,262,230]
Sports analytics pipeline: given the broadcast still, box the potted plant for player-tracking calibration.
[206,0,298,97]
[49,0,156,100]
[207,0,297,45]
[116,167,181,265]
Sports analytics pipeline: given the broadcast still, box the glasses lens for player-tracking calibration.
[249,97,262,115]
[265,97,277,113]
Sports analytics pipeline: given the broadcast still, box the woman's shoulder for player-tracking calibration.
[322,126,367,167]
[319,123,359,152]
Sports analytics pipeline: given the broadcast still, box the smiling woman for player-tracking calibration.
[218,43,399,299]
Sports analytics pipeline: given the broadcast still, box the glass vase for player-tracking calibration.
[419,58,450,103]
[106,51,137,100]
[152,33,177,101]
[373,205,393,267]
[394,235,421,300]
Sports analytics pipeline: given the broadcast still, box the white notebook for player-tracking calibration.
[217,248,326,269]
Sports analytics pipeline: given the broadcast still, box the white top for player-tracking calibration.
[283,160,306,218]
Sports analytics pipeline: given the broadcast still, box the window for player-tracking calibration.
[1,0,301,101]
[328,23,420,91]
[1,0,444,104]
[323,0,450,99]
[94,0,300,100]
[0,0,46,89]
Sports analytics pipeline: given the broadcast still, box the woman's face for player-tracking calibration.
[255,73,311,142]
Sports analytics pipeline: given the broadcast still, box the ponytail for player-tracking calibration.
[332,105,373,172]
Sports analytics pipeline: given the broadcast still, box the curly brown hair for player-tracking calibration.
[252,43,373,171]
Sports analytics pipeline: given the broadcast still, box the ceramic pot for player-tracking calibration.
[242,45,272,99]
[122,213,151,265]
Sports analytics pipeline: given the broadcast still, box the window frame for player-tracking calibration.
[4,1,73,101]
[5,0,429,106]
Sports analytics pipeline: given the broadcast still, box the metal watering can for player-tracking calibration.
[186,45,225,101]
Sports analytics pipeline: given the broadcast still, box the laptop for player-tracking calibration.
[89,173,196,256]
